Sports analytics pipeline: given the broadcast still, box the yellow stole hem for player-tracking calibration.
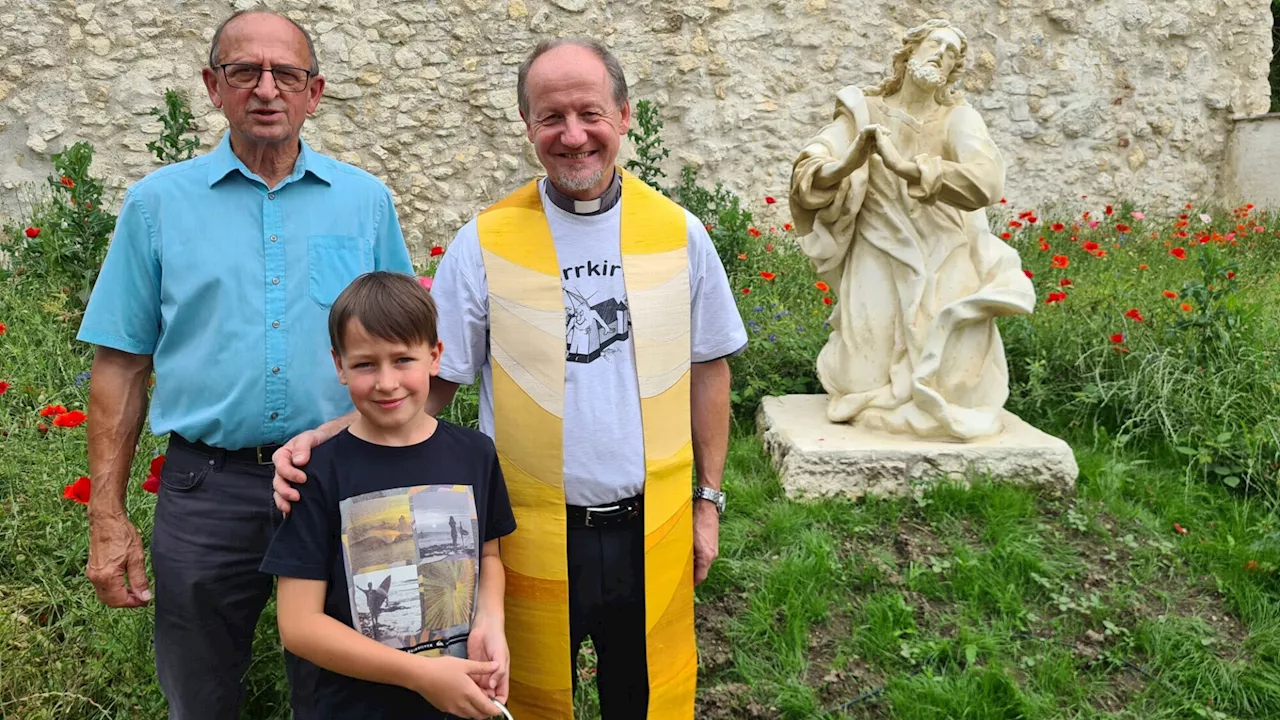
[477,170,696,720]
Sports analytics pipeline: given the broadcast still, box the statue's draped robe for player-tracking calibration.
[789,87,1035,440]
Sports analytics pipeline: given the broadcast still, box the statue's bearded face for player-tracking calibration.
[906,28,963,91]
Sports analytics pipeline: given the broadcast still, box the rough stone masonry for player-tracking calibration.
[0,0,1271,260]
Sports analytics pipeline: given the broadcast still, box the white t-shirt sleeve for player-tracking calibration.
[686,211,748,363]
[432,220,490,385]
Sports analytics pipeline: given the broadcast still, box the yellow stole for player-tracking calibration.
[476,170,697,719]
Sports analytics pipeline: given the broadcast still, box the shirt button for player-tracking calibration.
[271,277,280,285]
[272,320,280,329]
[270,412,279,420]
[272,366,281,374]
[267,193,275,200]
[270,235,278,242]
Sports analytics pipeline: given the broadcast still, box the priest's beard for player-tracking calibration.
[553,167,606,193]
[906,58,947,91]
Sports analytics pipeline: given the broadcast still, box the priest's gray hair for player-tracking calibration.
[517,38,629,118]
[864,19,968,106]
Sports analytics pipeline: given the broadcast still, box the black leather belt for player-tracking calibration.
[169,434,283,466]
[566,494,643,529]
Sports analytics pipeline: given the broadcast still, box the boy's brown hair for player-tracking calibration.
[328,272,438,356]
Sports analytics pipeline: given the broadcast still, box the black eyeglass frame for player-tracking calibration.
[215,63,315,92]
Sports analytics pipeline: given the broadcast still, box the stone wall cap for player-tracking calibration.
[1230,112,1280,123]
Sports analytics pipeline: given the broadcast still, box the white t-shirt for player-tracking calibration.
[431,181,748,506]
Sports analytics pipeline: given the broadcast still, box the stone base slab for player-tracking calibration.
[757,395,1078,500]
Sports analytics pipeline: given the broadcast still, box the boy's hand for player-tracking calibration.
[413,656,501,719]
[467,622,511,702]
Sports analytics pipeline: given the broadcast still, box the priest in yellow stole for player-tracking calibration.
[426,39,747,720]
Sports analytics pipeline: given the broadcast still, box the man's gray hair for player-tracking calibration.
[516,38,628,118]
[208,10,320,74]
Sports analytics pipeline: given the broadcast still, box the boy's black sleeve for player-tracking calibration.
[260,463,336,581]
[484,440,517,542]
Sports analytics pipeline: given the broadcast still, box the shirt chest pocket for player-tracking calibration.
[308,235,374,308]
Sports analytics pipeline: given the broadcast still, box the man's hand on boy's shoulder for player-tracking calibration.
[272,411,359,514]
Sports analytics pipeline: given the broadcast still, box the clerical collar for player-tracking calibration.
[543,171,622,216]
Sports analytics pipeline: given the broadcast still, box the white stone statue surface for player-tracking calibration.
[789,19,1036,441]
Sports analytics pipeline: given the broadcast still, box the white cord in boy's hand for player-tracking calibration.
[412,656,502,719]
[467,622,511,703]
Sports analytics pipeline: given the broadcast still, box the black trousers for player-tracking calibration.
[151,438,319,719]
[567,509,650,720]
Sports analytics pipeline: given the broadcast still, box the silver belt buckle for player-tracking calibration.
[583,503,621,528]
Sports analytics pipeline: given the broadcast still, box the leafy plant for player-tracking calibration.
[146,89,200,165]
[624,99,670,192]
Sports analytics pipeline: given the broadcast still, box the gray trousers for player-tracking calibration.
[152,437,318,719]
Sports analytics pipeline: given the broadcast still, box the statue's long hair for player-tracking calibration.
[864,19,969,106]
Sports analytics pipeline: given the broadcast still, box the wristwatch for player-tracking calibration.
[693,486,726,515]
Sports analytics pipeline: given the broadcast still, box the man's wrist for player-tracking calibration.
[693,486,726,515]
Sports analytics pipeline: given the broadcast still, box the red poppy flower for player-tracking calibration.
[705,224,714,232]
[1138,264,1149,270]
[1115,224,1130,233]
[1051,255,1069,269]
[1051,223,1065,232]
[748,228,761,238]
[37,423,48,434]
[0,381,8,395]
[765,196,776,204]
[1170,247,1187,260]
[765,243,773,252]
[1093,250,1107,258]
[1226,271,1236,279]
[1180,302,1192,312]
[60,176,75,188]
[0,322,5,335]
[823,296,833,305]
[24,227,39,238]
[1045,291,1066,304]
[1163,290,1177,299]
[1083,241,1100,252]
[429,246,444,257]
[1000,232,1012,240]
[1104,205,1113,215]
[1124,308,1145,322]
[1000,198,1007,204]
[814,281,830,292]
[760,271,776,281]
[1038,239,1050,252]
[740,288,751,295]
[1009,220,1023,229]
[1027,216,1038,224]
[784,223,793,231]
[53,410,87,428]
[1023,269,1034,279]
[63,476,91,504]
[142,475,160,494]
[149,455,165,477]
[1173,522,1188,535]
[1245,559,1260,572]
[39,404,68,417]
[737,253,747,260]
[1059,278,1072,287]
[1110,333,1125,343]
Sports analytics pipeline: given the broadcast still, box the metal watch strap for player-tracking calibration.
[694,486,726,515]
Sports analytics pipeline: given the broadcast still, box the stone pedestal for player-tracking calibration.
[757,395,1078,500]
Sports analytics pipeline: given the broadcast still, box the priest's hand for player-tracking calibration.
[693,499,720,585]
[815,125,882,189]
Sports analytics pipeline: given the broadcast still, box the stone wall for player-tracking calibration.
[0,0,1272,258]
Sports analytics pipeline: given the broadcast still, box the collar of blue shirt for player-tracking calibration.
[206,132,334,189]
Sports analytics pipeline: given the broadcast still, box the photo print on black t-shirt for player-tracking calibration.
[340,485,480,656]
[564,284,630,364]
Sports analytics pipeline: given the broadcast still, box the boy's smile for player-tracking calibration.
[333,319,442,445]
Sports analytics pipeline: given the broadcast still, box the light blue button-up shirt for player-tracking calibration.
[78,133,414,449]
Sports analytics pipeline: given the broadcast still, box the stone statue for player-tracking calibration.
[789,19,1035,441]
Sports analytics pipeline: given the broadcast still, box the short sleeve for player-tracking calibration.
[432,220,490,385]
[686,212,748,362]
[484,442,516,542]
[77,189,162,355]
[260,464,337,581]
[373,190,414,275]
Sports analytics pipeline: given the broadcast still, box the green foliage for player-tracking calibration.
[623,99,669,192]
[146,89,201,165]
[0,142,118,308]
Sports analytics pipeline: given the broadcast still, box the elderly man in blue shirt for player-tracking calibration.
[76,10,413,719]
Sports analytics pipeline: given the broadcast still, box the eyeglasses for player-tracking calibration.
[217,63,313,92]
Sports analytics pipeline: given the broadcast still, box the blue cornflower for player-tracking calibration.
[753,306,763,312]
[75,371,91,387]
[774,310,791,319]
[769,334,777,342]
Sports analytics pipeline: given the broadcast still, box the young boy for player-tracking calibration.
[261,271,516,719]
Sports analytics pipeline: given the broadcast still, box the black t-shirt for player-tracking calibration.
[260,421,517,719]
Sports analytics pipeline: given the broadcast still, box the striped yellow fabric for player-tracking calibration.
[477,171,696,719]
